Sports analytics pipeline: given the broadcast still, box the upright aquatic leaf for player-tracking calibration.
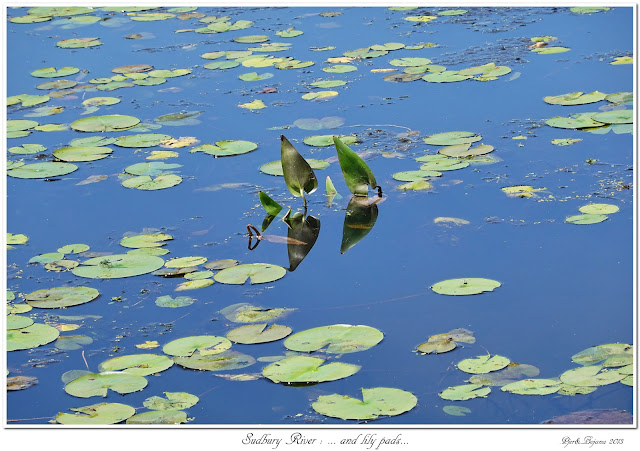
[258,191,283,216]
[334,136,379,196]
[280,135,318,203]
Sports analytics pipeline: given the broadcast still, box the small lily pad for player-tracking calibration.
[126,410,188,424]
[263,355,360,384]
[501,379,561,395]
[219,303,294,323]
[440,384,491,401]
[190,140,258,157]
[431,278,501,295]
[8,162,78,179]
[71,115,140,132]
[53,146,113,162]
[591,110,633,125]
[7,315,35,330]
[25,286,100,308]
[175,279,214,291]
[173,350,256,371]
[443,405,471,416]
[114,134,172,148]
[226,323,292,344]
[64,372,148,398]
[284,324,383,354]
[31,66,80,78]
[565,214,608,225]
[560,365,625,387]
[7,323,60,351]
[544,91,607,106]
[162,335,232,357]
[98,354,174,376]
[72,254,165,279]
[469,363,540,386]
[56,403,135,425]
[122,174,183,190]
[143,392,199,410]
[458,355,510,374]
[303,134,359,147]
[579,203,619,215]
[155,295,195,308]
[214,263,286,285]
[165,256,207,268]
[312,387,418,420]
[572,343,632,365]
[439,143,494,158]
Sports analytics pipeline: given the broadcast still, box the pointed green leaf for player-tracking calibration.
[280,135,318,199]
[258,191,283,216]
[334,136,378,196]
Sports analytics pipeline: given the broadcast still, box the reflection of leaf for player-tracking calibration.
[334,136,379,196]
[286,214,321,271]
[341,197,378,254]
[280,135,318,204]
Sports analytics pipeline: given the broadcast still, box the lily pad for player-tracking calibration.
[544,91,607,105]
[392,170,442,182]
[57,37,102,48]
[579,203,619,215]
[565,214,608,225]
[175,279,214,291]
[285,324,383,354]
[120,233,173,248]
[25,286,100,309]
[126,410,188,424]
[72,254,165,279]
[7,162,78,179]
[312,387,418,420]
[162,335,232,357]
[31,66,80,78]
[591,110,633,125]
[419,158,469,172]
[9,144,46,155]
[468,363,540,386]
[439,143,494,158]
[226,323,292,344]
[309,80,347,88]
[443,405,472,416]
[501,379,561,395]
[98,354,174,376]
[7,233,29,245]
[219,303,294,323]
[7,323,60,351]
[173,350,256,371]
[301,91,339,100]
[423,71,472,83]
[303,134,359,147]
[114,134,171,148]
[323,64,357,73]
[416,339,456,354]
[155,295,195,308]
[214,263,286,285]
[457,355,511,374]
[191,140,258,157]
[439,384,491,401]
[431,278,501,295]
[71,114,140,132]
[204,259,239,270]
[56,403,136,425]
[551,138,582,146]
[53,146,113,162]
[64,373,148,398]
[144,392,199,410]
[571,343,632,365]
[54,335,93,351]
[7,315,35,330]
[262,355,360,384]
[122,174,183,190]
[165,256,207,268]
[560,365,625,387]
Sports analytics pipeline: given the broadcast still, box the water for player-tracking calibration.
[5,6,634,425]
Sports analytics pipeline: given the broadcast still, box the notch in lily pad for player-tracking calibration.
[280,135,318,207]
[334,136,381,197]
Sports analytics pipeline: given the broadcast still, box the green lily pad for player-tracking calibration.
[56,243,89,254]
[7,233,29,245]
[175,279,213,291]
[431,278,501,295]
[70,136,117,147]
[423,71,472,83]
[147,69,191,78]
[419,158,469,172]
[25,286,99,309]
[219,303,294,323]
[439,143,494,158]
[7,119,39,132]
[143,392,199,410]
[551,138,582,146]
[191,140,258,157]
[301,91,338,101]
[543,91,607,105]
[440,384,491,401]
[71,115,140,132]
[54,335,93,351]
[263,355,360,384]
[570,7,610,14]
[53,146,113,162]
[416,339,456,354]
[284,324,383,354]
[276,29,303,38]
[605,92,633,104]
[31,66,80,78]
[579,203,619,215]
[65,372,148,398]
[602,355,633,368]
[7,303,32,314]
[57,37,102,48]
[29,252,65,264]
[457,355,510,374]
[98,354,174,376]
[443,405,472,416]
[7,323,60,351]
[163,335,232,357]
[532,46,571,54]
[155,295,195,308]
[557,384,598,396]
[312,387,418,420]
[184,271,214,280]
[7,162,78,179]
[468,363,540,386]
[238,71,274,81]
[303,134,359,147]
[173,350,256,371]
[72,254,165,279]
[560,365,625,387]
[591,110,633,124]
[8,144,46,155]
[165,256,207,268]
[120,233,173,248]
[571,343,632,365]
[7,315,35,330]
[501,379,561,395]
[309,80,347,88]
[126,410,188,424]
[7,93,50,107]
[322,65,356,73]
[439,9,468,15]
[392,170,442,182]
[56,403,136,425]
[122,174,183,190]
[213,263,286,285]
[565,214,608,225]
[226,323,292,344]
[390,57,432,67]
[129,13,176,21]
[422,132,482,146]
[114,134,171,148]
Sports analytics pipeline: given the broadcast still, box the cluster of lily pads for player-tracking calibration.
[565,202,620,225]
[544,90,633,135]
[528,36,570,55]
[437,342,632,406]
[392,131,497,191]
